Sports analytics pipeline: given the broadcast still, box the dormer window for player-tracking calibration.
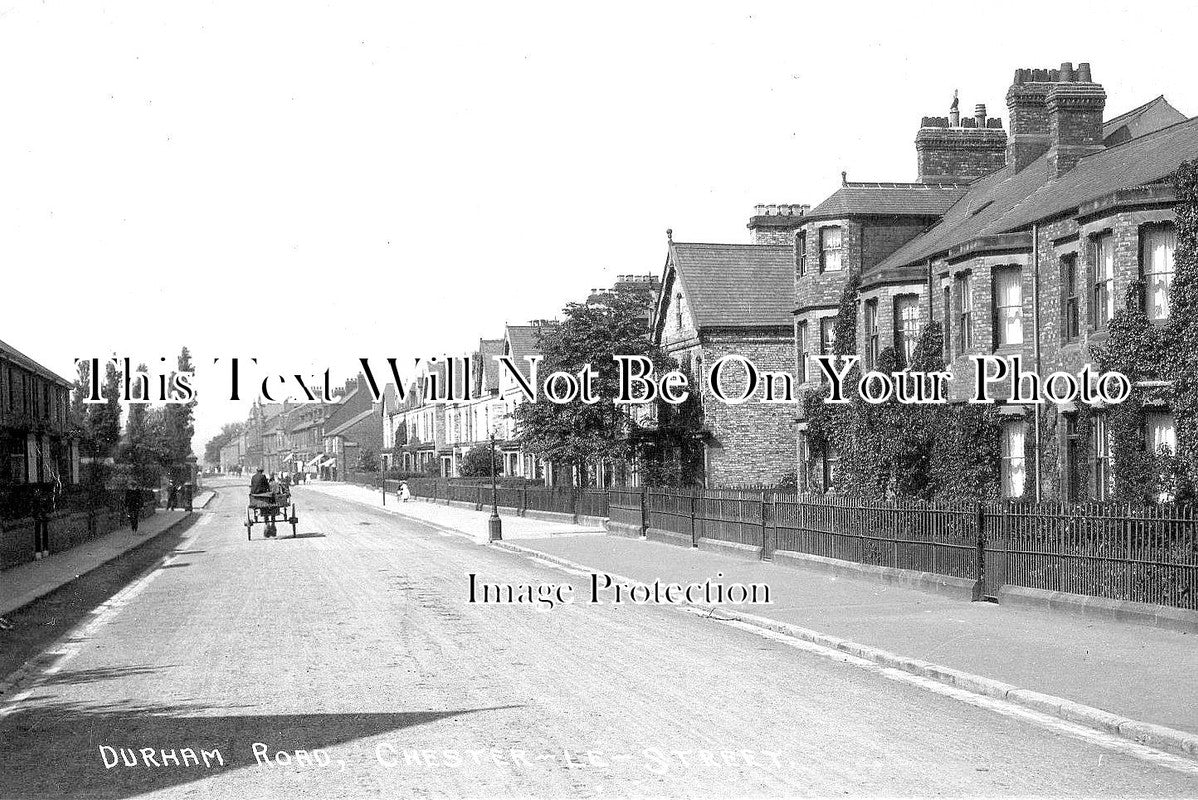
[820,227,844,272]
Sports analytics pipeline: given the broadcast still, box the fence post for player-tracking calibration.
[761,490,773,560]
[520,486,527,517]
[640,486,649,538]
[973,501,986,601]
[476,485,483,512]
[571,487,579,524]
[690,491,699,548]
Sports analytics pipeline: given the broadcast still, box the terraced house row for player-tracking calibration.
[650,61,1198,499]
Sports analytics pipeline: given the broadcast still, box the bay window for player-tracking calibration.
[1061,254,1080,342]
[864,300,879,370]
[1141,225,1175,321]
[820,227,844,273]
[1144,411,1176,456]
[955,273,973,353]
[894,295,920,364]
[1093,413,1111,500]
[993,267,1023,347]
[1092,233,1115,328]
[1001,419,1026,499]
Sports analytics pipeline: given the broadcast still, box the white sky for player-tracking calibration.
[1,1,1195,453]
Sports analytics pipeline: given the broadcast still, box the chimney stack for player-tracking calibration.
[1046,62,1105,179]
[1005,67,1057,171]
[915,94,1006,183]
[746,203,809,246]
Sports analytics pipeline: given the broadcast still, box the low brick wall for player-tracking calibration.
[0,499,157,571]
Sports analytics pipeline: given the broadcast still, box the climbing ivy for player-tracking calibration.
[803,277,1004,501]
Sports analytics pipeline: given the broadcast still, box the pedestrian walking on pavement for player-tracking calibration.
[125,480,141,533]
[167,481,178,510]
[399,481,411,502]
[33,486,51,558]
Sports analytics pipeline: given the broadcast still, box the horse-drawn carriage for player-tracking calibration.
[246,487,299,539]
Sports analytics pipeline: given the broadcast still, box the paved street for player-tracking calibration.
[2,479,1197,798]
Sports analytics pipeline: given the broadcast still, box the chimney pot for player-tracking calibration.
[1060,62,1074,82]
[975,103,987,127]
[841,171,848,186]
[1077,62,1092,82]
[766,204,778,215]
[754,204,765,216]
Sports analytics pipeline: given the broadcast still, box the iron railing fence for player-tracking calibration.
[985,501,1197,609]
[393,480,1197,610]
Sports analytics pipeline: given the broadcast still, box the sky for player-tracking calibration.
[1,1,1195,454]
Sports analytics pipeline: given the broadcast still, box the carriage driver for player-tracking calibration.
[250,467,271,495]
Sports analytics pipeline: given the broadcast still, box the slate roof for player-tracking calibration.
[1102,95,1186,146]
[325,407,377,438]
[504,325,550,378]
[995,116,1198,231]
[423,358,470,400]
[476,338,504,393]
[806,182,970,220]
[669,242,794,329]
[0,338,70,386]
[878,114,1198,270]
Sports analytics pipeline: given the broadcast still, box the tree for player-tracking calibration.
[87,359,123,461]
[357,446,379,473]
[119,362,168,488]
[512,281,692,486]
[459,443,502,478]
[204,422,245,467]
[162,347,197,482]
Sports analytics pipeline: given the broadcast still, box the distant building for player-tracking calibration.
[320,375,383,480]
[0,339,75,491]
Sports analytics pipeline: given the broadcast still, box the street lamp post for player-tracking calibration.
[488,434,502,541]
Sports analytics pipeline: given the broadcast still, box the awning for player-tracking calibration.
[305,453,324,467]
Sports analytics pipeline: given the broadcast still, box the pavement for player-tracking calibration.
[2,480,1197,797]
[320,486,1198,744]
[0,491,215,617]
[303,480,608,540]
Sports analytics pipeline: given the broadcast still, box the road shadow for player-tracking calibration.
[158,562,192,569]
[33,664,171,689]
[0,698,519,799]
[0,513,203,684]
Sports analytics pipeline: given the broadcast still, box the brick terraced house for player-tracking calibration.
[0,339,75,498]
[797,61,1198,500]
[650,234,796,487]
